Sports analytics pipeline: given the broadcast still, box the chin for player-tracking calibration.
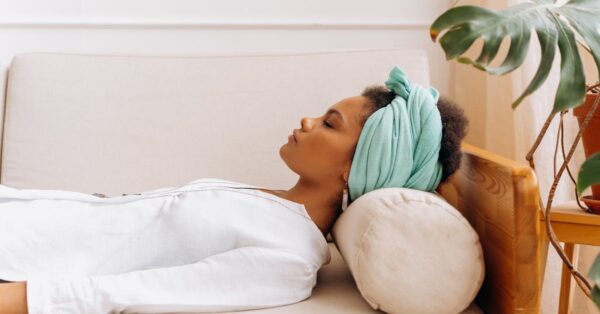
[279,144,290,165]
[279,145,300,175]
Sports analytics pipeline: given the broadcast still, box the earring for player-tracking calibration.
[341,182,349,212]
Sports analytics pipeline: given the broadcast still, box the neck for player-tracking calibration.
[276,177,344,237]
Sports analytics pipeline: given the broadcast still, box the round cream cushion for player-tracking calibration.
[331,187,484,314]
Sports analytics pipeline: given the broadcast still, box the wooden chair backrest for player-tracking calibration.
[437,143,542,313]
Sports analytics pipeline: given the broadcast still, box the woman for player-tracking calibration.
[0,66,467,314]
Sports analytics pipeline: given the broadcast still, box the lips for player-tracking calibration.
[288,130,298,143]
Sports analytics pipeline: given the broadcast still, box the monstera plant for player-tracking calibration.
[430,0,600,307]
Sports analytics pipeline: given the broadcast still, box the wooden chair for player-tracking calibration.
[438,143,547,313]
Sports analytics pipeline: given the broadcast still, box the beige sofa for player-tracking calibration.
[0,50,484,313]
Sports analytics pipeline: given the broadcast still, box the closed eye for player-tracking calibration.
[324,121,333,128]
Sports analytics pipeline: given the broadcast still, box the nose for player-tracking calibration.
[300,117,314,131]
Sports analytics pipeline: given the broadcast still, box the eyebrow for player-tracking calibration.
[326,108,346,124]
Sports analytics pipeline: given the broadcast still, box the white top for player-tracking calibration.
[0,178,331,314]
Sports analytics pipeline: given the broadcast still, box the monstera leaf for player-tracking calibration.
[430,0,600,113]
[578,152,600,195]
[589,253,600,308]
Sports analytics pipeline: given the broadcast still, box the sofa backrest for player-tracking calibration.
[1,50,430,195]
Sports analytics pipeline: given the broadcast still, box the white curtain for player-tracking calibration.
[448,1,596,312]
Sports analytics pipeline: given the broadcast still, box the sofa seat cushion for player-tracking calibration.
[224,243,482,314]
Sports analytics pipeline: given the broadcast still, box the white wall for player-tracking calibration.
[0,0,453,95]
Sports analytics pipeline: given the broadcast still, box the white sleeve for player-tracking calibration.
[25,246,318,314]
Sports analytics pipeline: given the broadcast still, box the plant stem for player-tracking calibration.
[526,111,557,211]
[526,111,556,173]
[558,112,589,211]
[543,92,600,298]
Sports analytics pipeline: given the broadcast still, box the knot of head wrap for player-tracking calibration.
[347,66,443,203]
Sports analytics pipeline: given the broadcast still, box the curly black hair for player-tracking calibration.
[360,85,469,183]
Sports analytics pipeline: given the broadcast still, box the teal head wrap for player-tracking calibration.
[347,66,443,203]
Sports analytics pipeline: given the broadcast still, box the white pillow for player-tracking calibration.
[331,187,484,314]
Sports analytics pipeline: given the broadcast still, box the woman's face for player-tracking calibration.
[280,95,368,184]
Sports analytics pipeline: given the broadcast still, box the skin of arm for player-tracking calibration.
[0,282,28,314]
